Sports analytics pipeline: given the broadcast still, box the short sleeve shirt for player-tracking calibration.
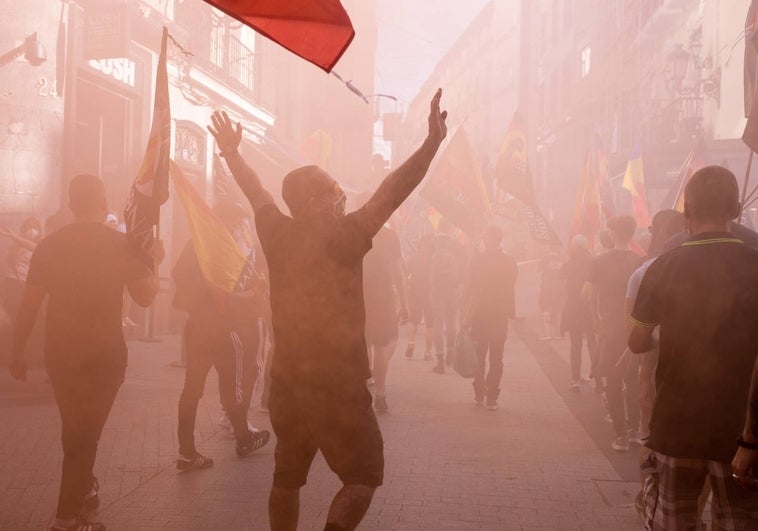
[254,204,375,388]
[27,223,152,370]
[631,232,758,461]
[625,257,656,302]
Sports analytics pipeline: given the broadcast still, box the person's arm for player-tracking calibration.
[207,112,275,212]
[732,357,758,485]
[9,284,46,381]
[361,89,447,235]
[0,227,37,252]
[127,239,165,308]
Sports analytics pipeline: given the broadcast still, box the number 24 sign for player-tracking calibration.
[37,77,59,98]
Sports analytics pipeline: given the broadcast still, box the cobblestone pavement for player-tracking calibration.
[0,316,646,531]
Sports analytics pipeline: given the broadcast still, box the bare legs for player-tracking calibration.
[325,485,376,531]
[270,484,375,531]
[269,486,299,531]
[372,340,397,398]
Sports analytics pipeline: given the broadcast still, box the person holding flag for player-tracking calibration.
[207,89,447,531]
[9,174,164,531]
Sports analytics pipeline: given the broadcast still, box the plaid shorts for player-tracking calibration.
[642,450,758,530]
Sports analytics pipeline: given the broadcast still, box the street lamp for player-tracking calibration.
[667,44,690,93]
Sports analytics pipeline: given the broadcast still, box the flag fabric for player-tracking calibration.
[492,112,560,245]
[170,161,248,293]
[124,27,171,266]
[745,0,758,152]
[202,0,354,72]
[420,127,491,236]
[496,112,536,204]
[660,139,708,213]
[570,135,616,245]
[622,143,652,228]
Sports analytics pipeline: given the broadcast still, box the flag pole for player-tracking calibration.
[740,149,755,215]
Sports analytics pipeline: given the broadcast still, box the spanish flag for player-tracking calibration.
[170,161,247,293]
[202,0,354,72]
[622,144,652,228]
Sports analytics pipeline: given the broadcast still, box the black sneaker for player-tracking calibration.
[82,476,99,511]
[236,430,270,457]
[176,451,214,471]
[51,516,106,531]
[374,396,389,411]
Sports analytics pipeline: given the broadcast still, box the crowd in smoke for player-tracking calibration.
[3,90,758,531]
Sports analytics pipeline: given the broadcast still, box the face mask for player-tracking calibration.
[309,184,347,218]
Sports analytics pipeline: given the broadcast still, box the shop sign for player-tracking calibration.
[87,58,138,89]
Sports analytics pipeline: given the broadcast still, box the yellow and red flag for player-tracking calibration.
[622,144,652,228]
[420,126,491,236]
[202,0,354,72]
[124,27,170,265]
[170,161,247,293]
[661,139,708,213]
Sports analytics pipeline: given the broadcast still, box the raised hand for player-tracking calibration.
[427,88,448,146]
[207,111,243,155]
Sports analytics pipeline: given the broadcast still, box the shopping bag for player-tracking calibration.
[453,328,478,378]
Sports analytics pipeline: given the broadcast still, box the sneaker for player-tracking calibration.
[236,430,270,457]
[539,335,551,341]
[404,343,414,358]
[568,381,581,393]
[486,399,498,411]
[82,476,99,511]
[51,516,106,531]
[432,362,445,374]
[176,451,214,471]
[474,396,484,406]
[423,352,432,361]
[374,396,389,411]
[627,429,645,445]
[611,436,629,452]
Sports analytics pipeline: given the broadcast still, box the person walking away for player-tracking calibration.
[9,174,163,531]
[405,234,435,360]
[363,220,408,411]
[538,249,564,340]
[429,218,466,374]
[560,235,597,392]
[207,89,448,531]
[585,215,641,452]
[629,166,758,529]
[464,226,517,410]
[623,208,686,522]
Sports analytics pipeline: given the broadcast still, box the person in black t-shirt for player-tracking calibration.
[629,166,758,529]
[464,226,517,410]
[207,90,447,531]
[585,216,642,452]
[9,174,163,531]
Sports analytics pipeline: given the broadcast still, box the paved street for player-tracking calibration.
[0,313,646,531]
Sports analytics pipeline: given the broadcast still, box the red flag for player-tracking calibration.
[621,143,652,228]
[202,0,354,72]
[124,27,171,265]
[570,135,614,247]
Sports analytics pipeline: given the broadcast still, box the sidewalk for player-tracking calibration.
[0,319,644,531]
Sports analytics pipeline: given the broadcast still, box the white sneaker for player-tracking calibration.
[611,436,629,452]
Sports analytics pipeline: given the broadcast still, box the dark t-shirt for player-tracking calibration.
[468,249,517,330]
[363,226,401,310]
[631,232,758,461]
[587,249,641,324]
[26,222,151,369]
[255,204,375,388]
[429,234,466,302]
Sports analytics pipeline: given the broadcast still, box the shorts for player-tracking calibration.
[408,292,434,327]
[269,381,384,489]
[643,450,758,530]
[365,299,399,347]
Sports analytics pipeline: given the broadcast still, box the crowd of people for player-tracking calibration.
[3,86,758,531]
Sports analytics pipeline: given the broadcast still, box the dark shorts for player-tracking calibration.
[269,381,384,489]
[365,299,399,347]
